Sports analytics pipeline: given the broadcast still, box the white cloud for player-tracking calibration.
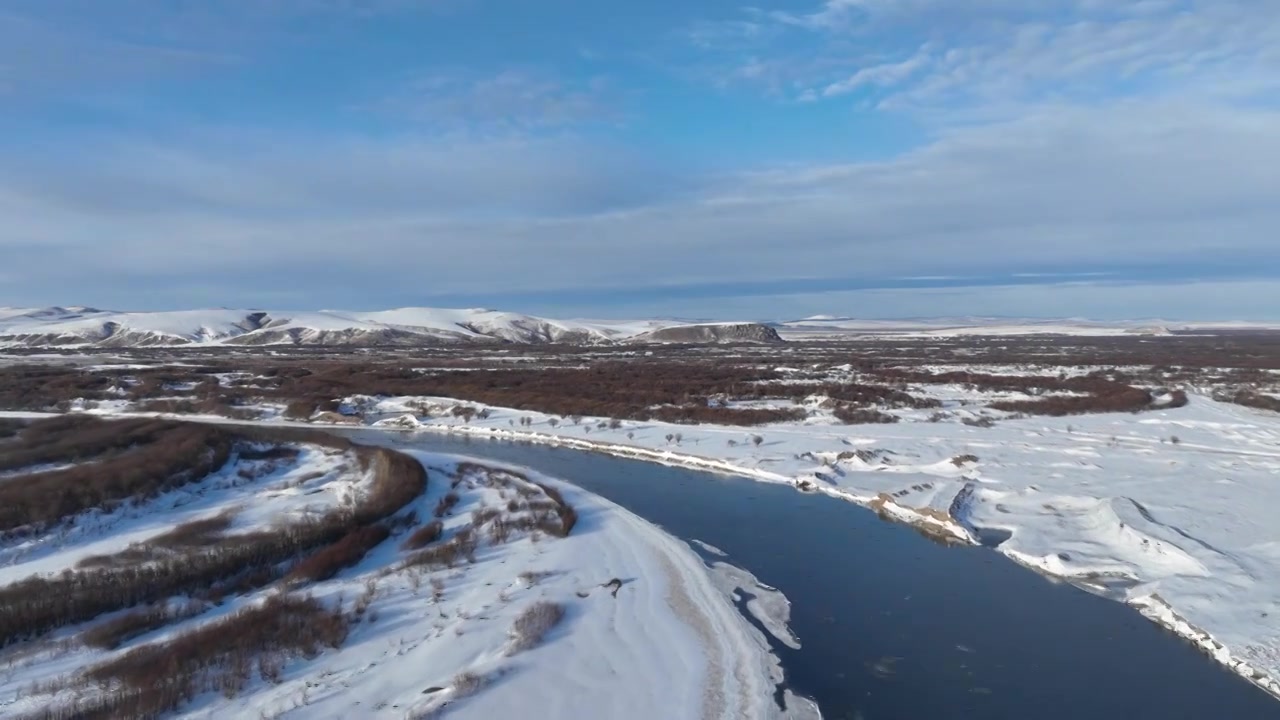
[821,46,931,97]
[699,1,1280,111]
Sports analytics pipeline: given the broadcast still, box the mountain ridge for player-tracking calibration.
[0,307,784,348]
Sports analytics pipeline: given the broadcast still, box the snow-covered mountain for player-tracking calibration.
[0,307,783,348]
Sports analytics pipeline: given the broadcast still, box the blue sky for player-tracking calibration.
[2,0,1279,320]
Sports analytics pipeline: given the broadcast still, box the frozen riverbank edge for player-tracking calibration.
[3,407,1278,703]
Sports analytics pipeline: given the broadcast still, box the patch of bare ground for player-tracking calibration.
[867,493,967,546]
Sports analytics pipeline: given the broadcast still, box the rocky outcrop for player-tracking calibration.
[627,323,784,345]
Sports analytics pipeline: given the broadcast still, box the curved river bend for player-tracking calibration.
[350,430,1280,719]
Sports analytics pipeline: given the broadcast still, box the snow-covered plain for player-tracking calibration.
[0,434,815,719]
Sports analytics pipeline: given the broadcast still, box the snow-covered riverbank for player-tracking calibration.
[0,429,816,719]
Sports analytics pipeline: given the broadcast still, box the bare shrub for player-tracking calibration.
[54,594,348,719]
[833,406,899,425]
[287,524,390,584]
[0,441,423,648]
[283,399,318,420]
[488,517,512,545]
[471,507,500,527]
[451,669,487,697]
[402,520,444,550]
[506,601,565,655]
[434,492,460,518]
[0,418,234,533]
[82,600,205,650]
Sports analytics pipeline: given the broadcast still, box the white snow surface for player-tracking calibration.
[777,316,1176,338]
[0,436,815,720]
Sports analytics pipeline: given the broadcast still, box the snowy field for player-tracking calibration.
[0,432,815,719]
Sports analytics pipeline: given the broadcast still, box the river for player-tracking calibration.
[353,430,1280,718]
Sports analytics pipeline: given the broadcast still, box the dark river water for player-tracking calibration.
[349,430,1280,720]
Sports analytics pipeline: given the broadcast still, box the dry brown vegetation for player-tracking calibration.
[0,417,234,534]
[402,519,444,550]
[0,419,425,648]
[26,594,348,720]
[286,524,391,584]
[81,600,206,650]
[833,406,900,424]
[506,601,565,656]
[1217,389,1280,413]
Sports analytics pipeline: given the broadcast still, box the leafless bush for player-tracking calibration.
[32,595,348,720]
[506,601,565,655]
[0,441,423,647]
[0,418,234,533]
[405,526,477,569]
[451,669,487,697]
[488,517,512,545]
[81,600,206,650]
[1217,389,1280,413]
[961,416,996,428]
[471,507,501,527]
[287,524,390,584]
[833,406,899,425]
[402,520,444,550]
[434,492,460,518]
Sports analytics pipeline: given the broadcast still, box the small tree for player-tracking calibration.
[626,431,634,440]
[548,418,560,428]
[752,435,763,448]
[673,433,683,445]
[665,433,674,444]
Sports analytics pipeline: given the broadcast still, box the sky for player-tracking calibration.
[2,0,1279,320]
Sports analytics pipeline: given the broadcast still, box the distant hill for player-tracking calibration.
[0,307,782,348]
